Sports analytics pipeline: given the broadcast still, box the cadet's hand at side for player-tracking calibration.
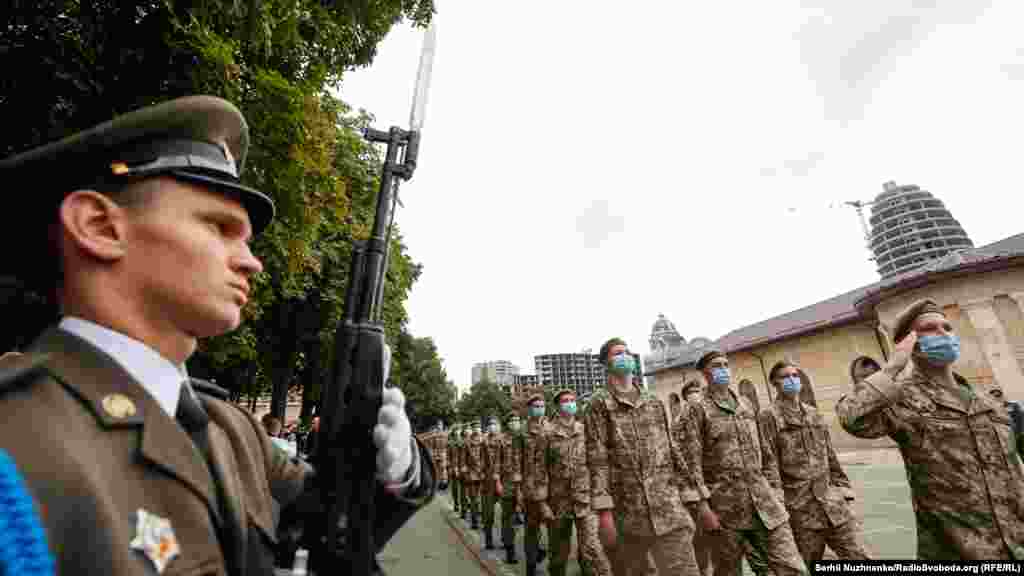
[374,387,413,485]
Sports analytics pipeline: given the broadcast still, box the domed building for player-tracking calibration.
[644,314,715,383]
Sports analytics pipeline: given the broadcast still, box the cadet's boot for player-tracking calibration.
[505,546,518,564]
[471,513,480,530]
[537,546,547,564]
[483,528,494,550]
[513,512,524,526]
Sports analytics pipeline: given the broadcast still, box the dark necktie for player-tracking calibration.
[175,383,235,568]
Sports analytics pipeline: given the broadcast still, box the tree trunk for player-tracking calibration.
[300,338,320,424]
[270,299,299,421]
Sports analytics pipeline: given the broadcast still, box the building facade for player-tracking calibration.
[534,350,644,398]
[646,232,1024,452]
[869,181,974,278]
[471,360,519,392]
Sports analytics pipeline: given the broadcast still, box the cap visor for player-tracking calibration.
[169,170,275,235]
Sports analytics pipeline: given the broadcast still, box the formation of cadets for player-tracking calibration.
[420,298,1024,576]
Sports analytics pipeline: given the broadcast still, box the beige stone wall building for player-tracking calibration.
[644,233,1024,452]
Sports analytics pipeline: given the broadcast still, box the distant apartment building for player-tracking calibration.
[534,349,643,398]
[471,360,520,393]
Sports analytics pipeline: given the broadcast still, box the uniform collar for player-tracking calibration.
[59,316,185,418]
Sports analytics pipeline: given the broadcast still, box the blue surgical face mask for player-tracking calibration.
[610,353,636,376]
[710,367,730,386]
[560,402,577,415]
[781,376,802,395]
[528,405,545,418]
[917,334,960,366]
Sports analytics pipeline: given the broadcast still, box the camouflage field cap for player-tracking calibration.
[695,349,726,371]
[0,96,276,285]
[553,388,576,403]
[892,299,945,344]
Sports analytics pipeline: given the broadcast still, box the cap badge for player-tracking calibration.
[130,508,181,573]
[101,394,137,419]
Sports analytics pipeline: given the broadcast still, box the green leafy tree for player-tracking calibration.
[0,0,436,420]
[391,332,456,432]
[455,374,512,429]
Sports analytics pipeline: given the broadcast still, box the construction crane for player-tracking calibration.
[843,199,879,261]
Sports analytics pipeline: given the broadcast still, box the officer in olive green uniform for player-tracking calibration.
[482,415,503,549]
[0,96,436,576]
[499,412,525,564]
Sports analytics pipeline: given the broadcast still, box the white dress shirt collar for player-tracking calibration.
[58,317,185,418]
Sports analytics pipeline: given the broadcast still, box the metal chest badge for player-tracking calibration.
[130,509,180,573]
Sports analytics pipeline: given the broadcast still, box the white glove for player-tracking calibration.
[373,387,413,484]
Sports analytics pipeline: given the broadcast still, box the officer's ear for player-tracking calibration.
[59,189,130,262]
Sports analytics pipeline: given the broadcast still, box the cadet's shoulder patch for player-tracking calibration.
[190,378,230,401]
[0,353,50,396]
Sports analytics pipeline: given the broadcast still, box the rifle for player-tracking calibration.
[1009,400,1023,460]
[309,21,437,576]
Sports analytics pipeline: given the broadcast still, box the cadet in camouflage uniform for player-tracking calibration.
[433,423,449,491]
[499,412,525,564]
[837,299,1024,559]
[523,392,553,576]
[460,425,474,519]
[543,389,613,576]
[449,425,463,513]
[689,349,807,576]
[465,420,486,529]
[759,360,869,564]
[586,338,705,576]
[482,416,504,549]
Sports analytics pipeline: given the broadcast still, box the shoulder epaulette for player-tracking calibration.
[190,378,230,401]
[0,353,50,396]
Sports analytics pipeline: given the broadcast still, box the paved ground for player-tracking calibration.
[378,496,491,576]
[437,449,917,576]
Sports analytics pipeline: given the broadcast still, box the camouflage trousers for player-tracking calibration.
[500,484,520,548]
[692,517,770,576]
[463,481,481,518]
[792,518,870,564]
[524,501,549,568]
[609,522,698,576]
[547,513,613,576]
[711,517,807,576]
[482,483,499,529]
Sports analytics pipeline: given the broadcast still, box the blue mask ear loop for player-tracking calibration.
[0,449,56,575]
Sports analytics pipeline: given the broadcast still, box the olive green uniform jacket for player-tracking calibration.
[0,328,435,575]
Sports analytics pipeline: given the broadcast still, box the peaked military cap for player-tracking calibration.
[892,299,945,344]
[0,96,275,286]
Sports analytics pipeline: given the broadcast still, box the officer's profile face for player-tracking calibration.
[116,177,263,339]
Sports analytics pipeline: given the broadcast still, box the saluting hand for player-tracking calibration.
[374,387,414,487]
[887,331,917,378]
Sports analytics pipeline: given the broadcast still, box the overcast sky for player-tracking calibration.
[337,1,1024,393]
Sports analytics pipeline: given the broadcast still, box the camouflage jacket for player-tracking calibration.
[523,419,552,502]
[448,436,462,478]
[758,400,854,530]
[586,385,708,537]
[483,433,503,486]
[500,430,526,485]
[545,417,591,518]
[837,368,1024,559]
[688,388,789,531]
[464,434,485,482]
